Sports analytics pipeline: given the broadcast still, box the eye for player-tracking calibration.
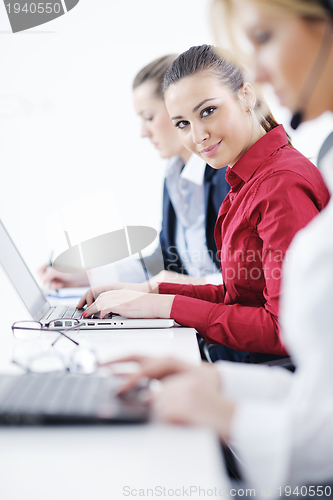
[145,116,153,122]
[201,106,216,118]
[251,29,272,45]
[175,120,190,130]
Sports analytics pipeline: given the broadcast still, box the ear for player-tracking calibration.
[238,83,256,112]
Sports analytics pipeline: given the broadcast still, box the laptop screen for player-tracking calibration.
[0,220,48,318]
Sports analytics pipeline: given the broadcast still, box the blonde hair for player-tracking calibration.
[212,0,331,66]
[239,0,330,20]
[213,0,330,22]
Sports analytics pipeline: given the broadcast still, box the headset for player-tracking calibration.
[321,0,333,17]
[290,0,333,129]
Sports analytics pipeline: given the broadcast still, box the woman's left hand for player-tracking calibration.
[82,289,175,319]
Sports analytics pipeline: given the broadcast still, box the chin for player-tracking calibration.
[205,162,221,170]
[204,157,224,170]
[303,105,325,123]
[158,150,169,159]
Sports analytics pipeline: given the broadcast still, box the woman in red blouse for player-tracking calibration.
[78,45,330,359]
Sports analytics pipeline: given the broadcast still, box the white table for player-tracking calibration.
[0,425,230,500]
[0,270,231,499]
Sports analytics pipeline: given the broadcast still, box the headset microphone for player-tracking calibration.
[290,1,333,130]
[290,111,303,131]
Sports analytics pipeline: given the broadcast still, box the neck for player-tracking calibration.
[229,119,266,168]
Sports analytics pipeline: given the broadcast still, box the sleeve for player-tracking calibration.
[228,379,333,492]
[215,361,294,491]
[230,401,291,493]
[159,171,323,355]
[159,282,226,302]
[215,361,293,402]
[160,285,287,354]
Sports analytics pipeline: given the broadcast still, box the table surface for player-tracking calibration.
[0,268,231,500]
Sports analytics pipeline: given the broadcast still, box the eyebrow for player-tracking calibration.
[171,98,218,121]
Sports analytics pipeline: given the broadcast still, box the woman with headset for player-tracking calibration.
[39,55,230,289]
[80,1,333,491]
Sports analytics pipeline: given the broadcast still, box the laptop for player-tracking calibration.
[0,372,149,425]
[0,219,174,330]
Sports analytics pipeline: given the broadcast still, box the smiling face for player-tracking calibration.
[234,0,333,119]
[133,80,191,161]
[164,71,262,169]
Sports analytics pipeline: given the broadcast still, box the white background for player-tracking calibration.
[0,0,332,287]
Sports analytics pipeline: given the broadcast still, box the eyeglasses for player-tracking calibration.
[11,319,99,375]
[12,318,84,344]
[12,339,99,375]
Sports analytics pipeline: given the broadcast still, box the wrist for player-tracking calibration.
[213,397,236,442]
[149,281,159,294]
[154,294,175,318]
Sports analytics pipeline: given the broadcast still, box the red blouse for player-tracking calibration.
[159,125,330,355]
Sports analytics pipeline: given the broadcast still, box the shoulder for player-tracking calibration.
[261,145,326,191]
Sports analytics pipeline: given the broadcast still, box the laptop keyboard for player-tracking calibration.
[0,373,147,424]
[60,307,83,319]
[0,374,117,414]
[44,307,113,327]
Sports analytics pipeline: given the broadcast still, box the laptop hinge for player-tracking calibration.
[34,302,53,322]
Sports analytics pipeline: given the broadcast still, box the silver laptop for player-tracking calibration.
[0,219,174,330]
[0,372,149,425]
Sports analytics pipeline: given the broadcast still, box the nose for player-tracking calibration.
[140,122,152,139]
[191,122,209,145]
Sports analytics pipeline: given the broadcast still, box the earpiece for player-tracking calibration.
[291,7,333,130]
[321,0,333,18]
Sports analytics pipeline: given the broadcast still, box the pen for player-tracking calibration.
[45,251,59,295]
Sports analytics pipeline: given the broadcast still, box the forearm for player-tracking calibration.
[158,282,226,303]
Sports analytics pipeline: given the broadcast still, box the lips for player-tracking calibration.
[199,140,222,157]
